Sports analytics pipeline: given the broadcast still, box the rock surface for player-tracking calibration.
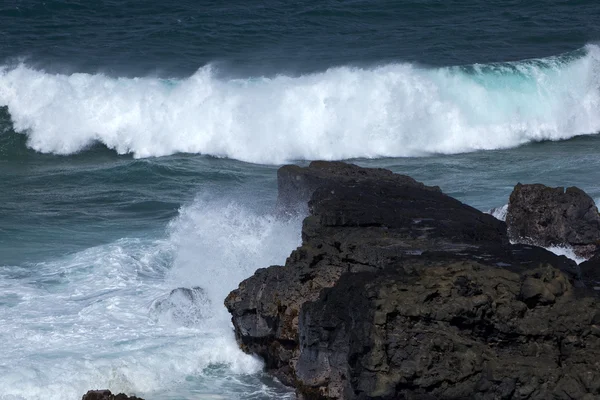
[580,253,600,288]
[82,390,144,400]
[276,161,440,214]
[506,183,600,259]
[226,162,599,399]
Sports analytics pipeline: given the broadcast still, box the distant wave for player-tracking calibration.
[1,45,600,164]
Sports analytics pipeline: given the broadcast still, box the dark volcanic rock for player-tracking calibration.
[506,183,600,258]
[82,390,144,400]
[580,253,600,288]
[226,162,598,400]
[276,161,440,214]
[298,261,600,400]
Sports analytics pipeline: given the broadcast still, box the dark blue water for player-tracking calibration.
[1,1,600,399]
[2,0,600,75]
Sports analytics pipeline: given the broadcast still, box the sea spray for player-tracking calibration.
[165,195,304,321]
[0,196,301,400]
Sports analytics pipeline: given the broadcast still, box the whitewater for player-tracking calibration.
[1,45,600,164]
[0,197,302,400]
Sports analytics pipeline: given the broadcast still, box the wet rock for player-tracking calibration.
[82,389,144,400]
[506,183,600,258]
[150,286,210,326]
[226,162,598,400]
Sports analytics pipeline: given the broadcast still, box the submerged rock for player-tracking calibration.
[506,183,600,259]
[150,286,210,326]
[82,389,144,400]
[226,161,599,399]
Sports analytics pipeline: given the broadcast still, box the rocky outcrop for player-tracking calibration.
[506,183,600,259]
[81,390,144,400]
[226,162,599,399]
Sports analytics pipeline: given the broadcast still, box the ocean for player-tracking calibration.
[1,1,600,399]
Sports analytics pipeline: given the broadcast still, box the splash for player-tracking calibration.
[0,198,302,399]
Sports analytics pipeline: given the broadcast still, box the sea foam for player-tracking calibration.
[0,197,301,400]
[1,45,600,164]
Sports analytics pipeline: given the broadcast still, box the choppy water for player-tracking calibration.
[1,1,600,399]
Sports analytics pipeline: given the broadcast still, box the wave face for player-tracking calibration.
[1,45,600,164]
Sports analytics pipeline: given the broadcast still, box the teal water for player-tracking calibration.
[1,1,600,399]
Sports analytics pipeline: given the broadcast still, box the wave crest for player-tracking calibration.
[1,45,600,164]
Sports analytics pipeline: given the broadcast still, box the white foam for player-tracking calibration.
[488,204,508,221]
[545,245,587,265]
[0,199,302,400]
[1,45,600,164]
[489,206,588,264]
[165,196,303,322]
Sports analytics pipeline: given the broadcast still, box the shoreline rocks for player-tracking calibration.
[226,162,600,399]
[82,390,144,400]
[506,183,600,259]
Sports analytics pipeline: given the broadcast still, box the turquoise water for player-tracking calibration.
[1,1,600,399]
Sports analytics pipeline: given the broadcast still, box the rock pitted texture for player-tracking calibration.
[225,162,599,400]
[506,183,600,258]
[82,390,144,400]
[298,260,600,400]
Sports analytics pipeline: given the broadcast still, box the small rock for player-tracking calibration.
[506,183,600,258]
[150,286,210,326]
[82,389,144,400]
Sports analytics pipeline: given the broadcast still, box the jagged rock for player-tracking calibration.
[82,389,144,400]
[226,162,598,399]
[506,183,600,259]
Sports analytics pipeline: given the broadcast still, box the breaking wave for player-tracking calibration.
[1,45,600,164]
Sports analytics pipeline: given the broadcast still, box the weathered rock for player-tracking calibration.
[82,389,144,400]
[298,260,600,400]
[226,162,598,400]
[506,183,600,258]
